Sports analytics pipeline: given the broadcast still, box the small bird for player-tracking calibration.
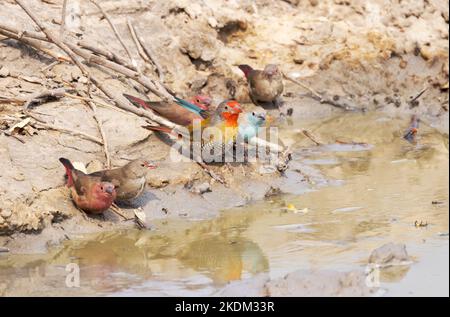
[89,159,157,201]
[123,93,211,126]
[144,100,243,162]
[403,115,420,143]
[59,158,116,214]
[238,64,284,108]
[238,111,267,141]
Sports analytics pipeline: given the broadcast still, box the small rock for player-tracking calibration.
[369,243,409,265]
[0,209,12,219]
[207,17,218,28]
[13,173,25,182]
[399,59,408,69]
[0,247,9,253]
[0,66,10,77]
[0,216,4,225]
[265,186,281,197]
[420,46,433,61]
[191,182,211,194]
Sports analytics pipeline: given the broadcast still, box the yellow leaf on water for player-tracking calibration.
[286,203,296,211]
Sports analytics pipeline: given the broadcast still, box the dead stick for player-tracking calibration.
[111,203,132,221]
[283,73,360,111]
[10,3,176,130]
[133,26,165,83]
[60,0,67,38]
[88,0,135,66]
[27,113,103,145]
[82,83,111,168]
[23,88,67,111]
[0,29,70,62]
[0,22,173,103]
[14,0,88,76]
[64,93,130,115]
[77,39,137,71]
[410,87,428,104]
[127,18,150,64]
[302,129,322,146]
[65,42,173,102]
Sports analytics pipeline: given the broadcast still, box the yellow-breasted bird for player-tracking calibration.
[144,100,243,162]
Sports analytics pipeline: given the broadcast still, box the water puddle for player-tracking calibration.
[0,113,448,296]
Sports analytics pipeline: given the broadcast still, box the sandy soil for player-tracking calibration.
[0,0,448,254]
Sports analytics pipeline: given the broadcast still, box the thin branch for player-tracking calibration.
[23,88,67,111]
[82,82,111,168]
[0,21,173,103]
[0,28,70,62]
[60,0,68,38]
[64,42,173,102]
[302,129,322,146]
[410,87,428,104]
[27,112,103,145]
[283,72,360,111]
[8,3,176,130]
[133,24,165,83]
[77,39,137,71]
[127,18,149,64]
[88,0,135,66]
[64,93,131,115]
[14,0,88,76]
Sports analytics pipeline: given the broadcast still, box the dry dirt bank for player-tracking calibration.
[0,0,448,253]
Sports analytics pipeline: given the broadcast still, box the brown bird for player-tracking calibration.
[89,159,157,201]
[238,64,284,109]
[59,158,116,214]
[123,93,212,127]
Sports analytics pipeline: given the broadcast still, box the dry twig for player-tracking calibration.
[60,0,68,38]
[22,88,67,111]
[127,19,165,82]
[283,73,361,112]
[88,0,135,67]
[302,129,322,146]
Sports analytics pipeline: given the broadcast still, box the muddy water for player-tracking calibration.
[0,113,448,296]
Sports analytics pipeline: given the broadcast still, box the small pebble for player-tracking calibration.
[0,209,12,218]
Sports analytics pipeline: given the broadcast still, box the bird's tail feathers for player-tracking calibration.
[59,157,75,187]
[123,93,152,110]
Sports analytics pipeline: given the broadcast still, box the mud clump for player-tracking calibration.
[369,243,410,266]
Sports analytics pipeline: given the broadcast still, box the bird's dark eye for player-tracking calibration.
[224,106,229,110]
[252,112,255,116]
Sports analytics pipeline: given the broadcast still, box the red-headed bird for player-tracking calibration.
[59,157,116,214]
[238,64,284,109]
[143,100,243,162]
[123,93,212,127]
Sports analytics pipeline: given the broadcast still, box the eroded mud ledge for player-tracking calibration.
[0,0,448,255]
